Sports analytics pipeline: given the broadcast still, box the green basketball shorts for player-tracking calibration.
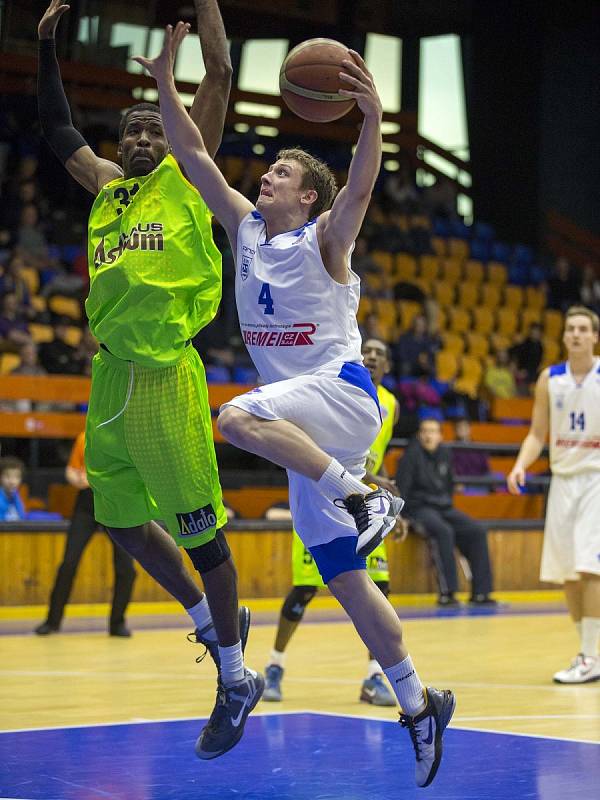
[85,344,228,548]
[291,530,389,586]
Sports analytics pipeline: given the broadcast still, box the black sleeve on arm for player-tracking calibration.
[38,39,88,164]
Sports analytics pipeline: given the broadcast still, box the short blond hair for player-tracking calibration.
[565,305,600,333]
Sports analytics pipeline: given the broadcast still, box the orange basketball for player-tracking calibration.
[279,38,357,123]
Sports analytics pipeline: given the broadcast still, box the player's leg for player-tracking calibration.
[360,544,396,706]
[443,508,495,604]
[219,373,403,556]
[108,530,136,636]
[35,489,97,634]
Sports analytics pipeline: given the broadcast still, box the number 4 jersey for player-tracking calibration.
[235,210,363,384]
[548,359,600,475]
[86,154,222,366]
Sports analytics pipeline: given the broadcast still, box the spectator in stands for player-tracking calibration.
[580,264,600,315]
[395,418,496,607]
[11,341,46,377]
[392,314,438,378]
[38,317,79,374]
[0,292,31,347]
[0,253,32,313]
[16,203,50,267]
[451,418,491,487]
[423,175,458,220]
[359,311,387,343]
[545,257,581,312]
[0,456,26,521]
[510,323,543,388]
[35,432,136,637]
[484,348,518,399]
[352,236,387,298]
[382,157,421,215]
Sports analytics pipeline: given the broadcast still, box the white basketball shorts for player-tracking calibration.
[222,363,381,549]
[541,471,600,583]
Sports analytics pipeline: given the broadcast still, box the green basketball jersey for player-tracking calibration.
[365,384,397,474]
[86,154,222,366]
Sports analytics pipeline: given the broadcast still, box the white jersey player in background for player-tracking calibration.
[508,305,600,684]
[136,22,455,788]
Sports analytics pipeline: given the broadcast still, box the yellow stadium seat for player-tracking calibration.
[525,286,546,311]
[464,259,484,284]
[30,295,47,313]
[431,236,446,257]
[496,308,519,338]
[457,282,480,310]
[398,300,422,331]
[521,307,543,333]
[441,331,465,356]
[542,336,561,366]
[435,350,458,382]
[448,307,471,334]
[472,307,495,336]
[49,295,81,321]
[488,262,508,286]
[410,276,431,295]
[29,323,54,343]
[447,238,470,260]
[371,250,394,274]
[432,281,455,308]
[454,354,483,399]
[363,272,385,294]
[465,331,490,359]
[20,266,40,295]
[440,257,463,285]
[63,326,83,347]
[395,253,417,282]
[481,283,502,309]
[419,254,440,283]
[377,298,397,326]
[544,309,563,339]
[0,353,21,375]
[490,333,511,353]
[357,297,374,323]
[504,285,524,310]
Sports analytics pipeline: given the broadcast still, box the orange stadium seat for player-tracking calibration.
[441,331,465,356]
[419,254,440,283]
[464,259,485,284]
[481,283,502,310]
[504,285,524,311]
[448,307,471,334]
[457,282,480,310]
[488,262,508,286]
[525,286,546,311]
[433,281,455,308]
[395,253,417,282]
[544,309,563,338]
[435,349,458,382]
[472,307,495,336]
[440,257,463,285]
[497,308,519,338]
[465,331,490,359]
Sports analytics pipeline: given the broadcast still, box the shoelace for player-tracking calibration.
[399,714,423,762]
[205,683,229,732]
[186,630,211,665]
[333,496,370,533]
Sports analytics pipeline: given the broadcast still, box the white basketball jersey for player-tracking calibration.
[548,358,600,475]
[235,211,363,384]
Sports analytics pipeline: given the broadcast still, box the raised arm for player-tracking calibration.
[134,23,252,244]
[188,0,232,158]
[507,369,550,494]
[37,2,122,195]
[318,51,382,283]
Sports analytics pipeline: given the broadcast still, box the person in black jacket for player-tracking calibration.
[396,418,496,607]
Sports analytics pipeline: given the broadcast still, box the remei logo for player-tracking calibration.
[176,505,217,536]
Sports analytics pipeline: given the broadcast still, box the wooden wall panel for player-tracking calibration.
[0,527,547,606]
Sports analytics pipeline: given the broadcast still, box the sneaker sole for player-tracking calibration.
[356,497,405,558]
[553,673,600,684]
[421,690,456,788]
[262,690,282,702]
[195,672,265,760]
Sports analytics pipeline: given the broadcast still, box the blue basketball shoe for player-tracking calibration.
[360,673,396,707]
[189,606,251,672]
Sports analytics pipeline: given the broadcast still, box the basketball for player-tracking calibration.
[279,38,357,123]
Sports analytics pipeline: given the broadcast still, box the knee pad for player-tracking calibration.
[186,529,231,574]
[374,580,390,598]
[281,585,318,622]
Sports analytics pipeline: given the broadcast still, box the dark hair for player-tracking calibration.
[0,456,25,477]
[276,147,338,219]
[361,337,391,362]
[119,103,161,141]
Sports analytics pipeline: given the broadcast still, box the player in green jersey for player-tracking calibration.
[262,339,404,706]
[37,1,262,759]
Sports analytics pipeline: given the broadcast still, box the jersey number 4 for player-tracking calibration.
[258,282,274,315]
[569,411,585,431]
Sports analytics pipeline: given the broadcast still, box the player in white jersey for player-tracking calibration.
[136,22,455,788]
[508,306,600,684]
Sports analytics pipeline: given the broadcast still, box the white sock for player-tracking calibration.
[366,658,382,679]
[186,597,217,641]
[575,620,582,644]
[270,648,286,668]
[384,655,426,716]
[317,458,369,502]
[581,617,600,658]
[219,641,245,685]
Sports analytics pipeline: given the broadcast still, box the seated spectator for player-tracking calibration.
[359,311,387,343]
[0,456,26,521]
[510,323,543,387]
[423,175,458,220]
[11,341,46,377]
[544,257,581,312]
[0,292,31,348]
[395,418,497,607]
[0,252,32,314]
[392,314,438,378]
[16,203,50,267]
[38,317,80,374]
[451,417,491,484]
[382,158,421,214]
[484,348,517,399]
[580,263,600,315]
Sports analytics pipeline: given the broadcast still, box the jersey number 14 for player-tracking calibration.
[569,411,585,431]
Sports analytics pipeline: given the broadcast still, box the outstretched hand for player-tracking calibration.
[38,0,70,40]
[338,50,382,119]
[133,22,190,84]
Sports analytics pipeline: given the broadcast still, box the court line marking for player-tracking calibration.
[1,708,598,745]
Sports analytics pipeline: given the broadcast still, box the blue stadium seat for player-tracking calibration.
[470,239,490,261]
[490,241,511,263]
[232,366,259,383]
[512,244,533,266]
[473,222,495,241]
[450,219,471,239]
[205,365,231,383]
